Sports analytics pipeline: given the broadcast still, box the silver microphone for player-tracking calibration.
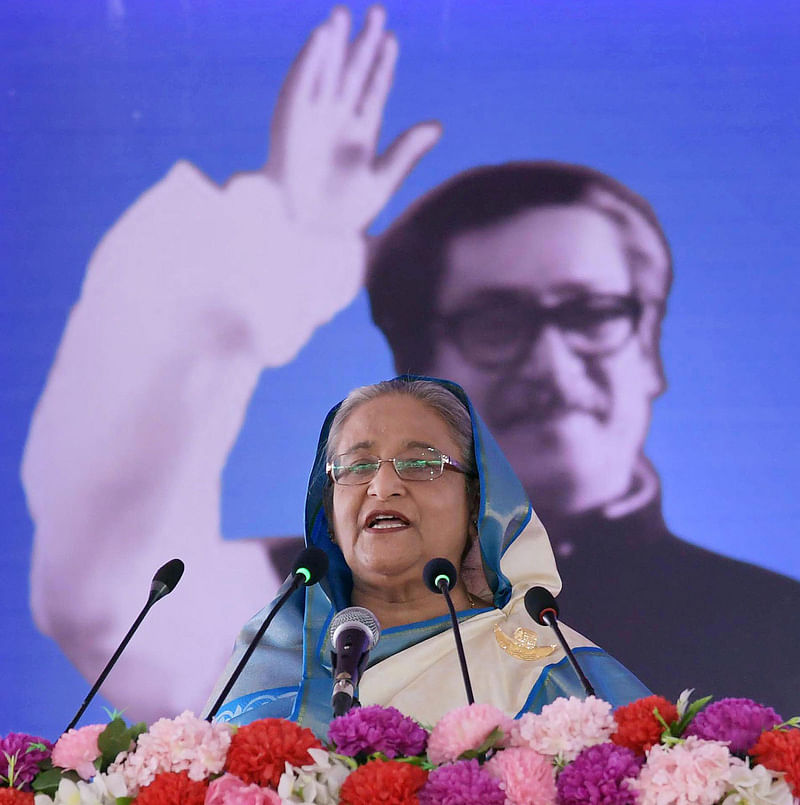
[329,606,381,717]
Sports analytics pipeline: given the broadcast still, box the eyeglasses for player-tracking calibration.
[327,446,471,486]
[438,292,643,370]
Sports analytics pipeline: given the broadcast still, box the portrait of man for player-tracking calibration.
[368,161,800,711]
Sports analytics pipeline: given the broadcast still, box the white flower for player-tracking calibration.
[34,771,130,805]
[83,771,129,804]
[277,747,351,804]
[35,779,81,805]
[721,761,794,805]
[676,688,695,720]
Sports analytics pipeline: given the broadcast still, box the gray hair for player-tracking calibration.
[326,378,476,477]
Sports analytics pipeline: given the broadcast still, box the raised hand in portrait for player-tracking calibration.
[265,5,441,233]
[22,5,437,725]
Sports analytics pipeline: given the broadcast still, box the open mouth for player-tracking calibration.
[366,512,410,530]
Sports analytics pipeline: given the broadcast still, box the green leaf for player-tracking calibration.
[98,718,129,764]
[328,752,359,771]
[458,726,504,760]
[31,767,64,794]
[553,755,569,772]
[653,706,671,733]
[674,695,713,737]
[115,798,134,805]
[97,717,146,770]
[390,755,429,768]
[31,767,80,796]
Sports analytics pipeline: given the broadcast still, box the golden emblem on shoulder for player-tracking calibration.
[493,624,557,661]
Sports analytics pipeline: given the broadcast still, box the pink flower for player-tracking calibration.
[110,711,232,793]
[51,723,106,780]
[511,696,616,762]
[485,746,556,805]
[633,736,735,805]
[427,704,514,765]
[205,773,280,804]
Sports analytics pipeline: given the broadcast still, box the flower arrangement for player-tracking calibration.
[2,692,798,804]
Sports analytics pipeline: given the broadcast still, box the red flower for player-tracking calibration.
[0,790,35,804]
[134,770,208,804]
[225,718,322,788]
[339,758,428,805]
[750,728,800,796]
[612,695,679,754]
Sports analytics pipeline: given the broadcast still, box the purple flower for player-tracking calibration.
[557,743,642,805]
[685,698,782,754]
[0,732,54,790]
[419,759,505,805]
[328,705,428,759]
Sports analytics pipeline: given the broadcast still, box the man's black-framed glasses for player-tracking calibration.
[327,446,470,486]
[438,292,643,370]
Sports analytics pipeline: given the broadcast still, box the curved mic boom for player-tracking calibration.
[524,586,596,697]
[205,547,329,721]
[422,557,475,705]
[66,558,186,732]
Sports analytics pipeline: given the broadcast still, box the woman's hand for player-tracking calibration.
[265,5,441,233]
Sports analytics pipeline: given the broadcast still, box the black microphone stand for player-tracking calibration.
[66,597,156,732]
[206,546,327,722]
[537,609,596,696]
[205,575,304,722]
[65,559,185,732]
[527,588,596,697]
[436,577,475,705]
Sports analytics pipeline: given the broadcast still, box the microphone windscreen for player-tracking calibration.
[329,606,381,648]
[524,586,559,625]
[423,557,457,594]
[291,546,329,586]
[153,558,185,594]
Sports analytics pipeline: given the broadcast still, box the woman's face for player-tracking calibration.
[331,394,474,591]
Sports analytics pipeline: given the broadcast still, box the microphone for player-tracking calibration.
[148,558,185,605]
[330,607,381,718]
[422,558,475,705]
[65,558,185,732]
[290,547,329,586]
[524,586,596,697]
[205,546,329,721]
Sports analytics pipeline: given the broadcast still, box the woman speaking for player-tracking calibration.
[206,377,648,736]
